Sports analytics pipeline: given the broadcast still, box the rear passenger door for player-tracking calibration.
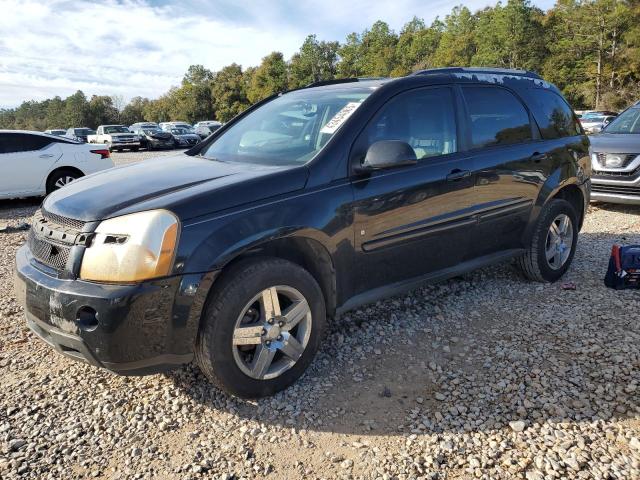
[350,86,478,294]
[0,133,61,195]
[460,86,546,257]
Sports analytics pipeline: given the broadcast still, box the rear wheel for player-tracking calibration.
[195,258,326,398]
[46,169,82,194]
[516,199,578,282]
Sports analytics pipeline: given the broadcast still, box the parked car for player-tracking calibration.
[14,68,590,398]
[0,130,113,199]
[131,125,175,150]
[580,114,617,134]
[194,120,222,129]
[88,125,141,152]
[169,126,200,147]
[44,129,66,136]
[129,122,159,133]
[589,101,640,205]
[159,121,192,132]
[194,124,222,139]
[65,127,96,143]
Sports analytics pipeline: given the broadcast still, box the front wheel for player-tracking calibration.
[516,199,578,282]
[195,258,326,398]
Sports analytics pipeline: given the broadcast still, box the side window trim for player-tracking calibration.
[459,84,539,152]
[348,85,460,174]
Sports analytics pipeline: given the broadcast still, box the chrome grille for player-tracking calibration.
[40,209,85,231]
[27,230,71,271]
[592,184,640,196]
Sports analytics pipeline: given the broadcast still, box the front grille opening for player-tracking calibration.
[40,209,86,232]
[27,230,71,271]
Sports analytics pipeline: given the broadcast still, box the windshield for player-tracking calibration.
[201,87,373,166]
[104,126,130,134]
[603,107,640,134]
[171,128,191,135]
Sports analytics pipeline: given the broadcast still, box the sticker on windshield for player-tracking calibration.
[320,102,363,134]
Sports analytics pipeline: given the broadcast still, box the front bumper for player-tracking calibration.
[14,245,215,375]
[112,141,141,149]
[591,176,640,205]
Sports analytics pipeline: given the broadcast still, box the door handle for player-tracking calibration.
[531,152,547,163]
[39,153,55,158]
[446,169,471,181]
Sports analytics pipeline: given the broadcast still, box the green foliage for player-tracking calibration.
[289,35,340,88]
[212,63,250,122]
[247,52,289,103]
[3,0,640,130]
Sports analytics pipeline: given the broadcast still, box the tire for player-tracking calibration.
[46,169,82,194]
[516,199,578,282]
[195,257,326,398]
[131,147,139,152]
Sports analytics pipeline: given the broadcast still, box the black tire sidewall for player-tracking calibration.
[46,170,80,194]
[534,199,578,282]
[198,258,326,398]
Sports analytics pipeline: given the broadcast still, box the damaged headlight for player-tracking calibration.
[80,209,180,283]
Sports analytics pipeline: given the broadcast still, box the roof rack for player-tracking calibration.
[305,78,360,88]
[411,67,542,80]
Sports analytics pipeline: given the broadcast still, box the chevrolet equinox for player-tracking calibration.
[15,68,591,398]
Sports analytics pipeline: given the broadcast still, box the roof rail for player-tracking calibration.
[411,67,542,80]
[305,78,360,88]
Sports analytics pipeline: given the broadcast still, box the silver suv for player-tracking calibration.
[589,102,640,205]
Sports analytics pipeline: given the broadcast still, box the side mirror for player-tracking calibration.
[359,140,417,172]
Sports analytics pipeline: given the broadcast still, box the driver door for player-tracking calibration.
[349,86,478,295]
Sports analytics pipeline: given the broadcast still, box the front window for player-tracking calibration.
[201,87,374,166]
[603,107,640,134]
[104,126,130,134]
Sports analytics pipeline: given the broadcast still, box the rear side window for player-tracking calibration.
[462,86,532,149]
[527,89,581,139]
[0,133,52,153]
[357,87,457,161]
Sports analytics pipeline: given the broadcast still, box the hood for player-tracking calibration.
[43,154,308,222]
[589,133,640,154]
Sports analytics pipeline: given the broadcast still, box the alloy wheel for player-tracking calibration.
[232,286,312,380]
[54,175,77,189]
[545,213,574,270]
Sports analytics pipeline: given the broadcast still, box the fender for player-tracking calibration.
[522,162,586,244]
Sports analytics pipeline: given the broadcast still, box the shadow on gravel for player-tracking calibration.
[0,197,41,220]
[169,230,640,438]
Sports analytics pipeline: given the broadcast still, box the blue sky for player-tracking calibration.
[0,0,556,108]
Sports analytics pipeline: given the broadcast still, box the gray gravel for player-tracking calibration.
[0,151,639,479]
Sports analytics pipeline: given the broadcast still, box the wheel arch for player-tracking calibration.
[45,166,85,193]
[218,235,338,318]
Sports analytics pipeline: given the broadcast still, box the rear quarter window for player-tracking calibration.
[462,86,533,149]
[0,133,53,153]
[525,89,582,139]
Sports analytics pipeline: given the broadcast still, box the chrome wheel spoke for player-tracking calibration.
[281,299,310,331]
[232,285,312,380]
[259,287,281,320]
[250,345,276,378]
[279,333,304,361]
[232,324,264,346]
[545,213,573,270]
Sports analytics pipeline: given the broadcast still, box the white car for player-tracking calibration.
[159,121,192,131]
[0,130,114,199]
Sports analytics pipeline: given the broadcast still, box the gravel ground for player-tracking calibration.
[1,151,639,479]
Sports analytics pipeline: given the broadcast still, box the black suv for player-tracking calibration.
[15,68,590,398]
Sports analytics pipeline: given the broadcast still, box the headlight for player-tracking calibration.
[80,210,179,283]
[601,153,626,168]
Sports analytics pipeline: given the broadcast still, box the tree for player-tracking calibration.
[432,6,477,67]
[63,91,88,128]
[212,63,250,122]
[393,17,443,75]
[247,52,289,103]
[289,35,339,88]
[120,96,151,125]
